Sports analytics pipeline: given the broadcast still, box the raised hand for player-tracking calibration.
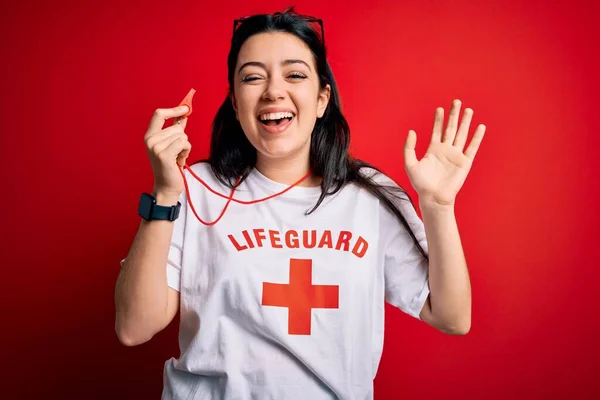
[144,105,192,202]
[403,99,486,207]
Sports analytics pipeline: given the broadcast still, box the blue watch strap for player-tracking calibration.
[138,193,181,221]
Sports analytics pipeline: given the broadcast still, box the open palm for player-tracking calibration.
[404,99,486,207]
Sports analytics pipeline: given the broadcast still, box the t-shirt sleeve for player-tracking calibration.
[373,172,430,320]
[119,189,187,292]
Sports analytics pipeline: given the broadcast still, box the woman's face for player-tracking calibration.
[232,32,330,164]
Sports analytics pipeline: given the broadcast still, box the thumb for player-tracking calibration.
[176,138,192,167]
[404,130,418,169]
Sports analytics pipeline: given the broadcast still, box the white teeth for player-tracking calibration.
[259,112,294,121]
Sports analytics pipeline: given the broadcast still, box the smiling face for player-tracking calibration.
[231,32,331,166]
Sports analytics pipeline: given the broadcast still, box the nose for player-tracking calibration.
[261,77,285,101]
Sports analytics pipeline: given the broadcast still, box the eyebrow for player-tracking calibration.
[237,59,312,74]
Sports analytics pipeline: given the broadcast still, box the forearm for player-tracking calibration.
[419,200,472,333]
[114,193,178,342]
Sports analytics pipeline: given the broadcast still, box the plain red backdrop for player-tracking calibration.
[1,0,599,398]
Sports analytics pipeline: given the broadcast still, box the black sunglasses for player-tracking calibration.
[233,12,325,47]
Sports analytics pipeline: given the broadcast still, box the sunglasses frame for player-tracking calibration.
[233,12,325,46]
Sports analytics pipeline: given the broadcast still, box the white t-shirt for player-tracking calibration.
[153,162,429,399]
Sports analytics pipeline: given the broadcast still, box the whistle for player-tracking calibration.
[179,88,196,117]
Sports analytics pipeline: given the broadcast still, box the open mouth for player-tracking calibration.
[259,116,293,126]
[257,111,295,127]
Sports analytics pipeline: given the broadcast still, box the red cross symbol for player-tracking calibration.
[262,258,339,335]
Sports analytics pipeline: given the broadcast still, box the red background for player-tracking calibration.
[2,0,599,398]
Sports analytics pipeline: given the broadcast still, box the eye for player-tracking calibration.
[241,75,262,83]
[288,72,307,80]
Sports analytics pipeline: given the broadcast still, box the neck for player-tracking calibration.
[255,153,321,187]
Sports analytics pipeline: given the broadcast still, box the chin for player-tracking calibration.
[258,142,305,160]
[249,128,308,160]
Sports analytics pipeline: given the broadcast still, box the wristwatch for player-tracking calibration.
[138,192,181,221]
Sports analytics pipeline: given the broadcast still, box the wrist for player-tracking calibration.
[418,198,455,215]
[153,191,180,206]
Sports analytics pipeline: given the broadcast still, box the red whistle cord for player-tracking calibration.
[174,88,312,226]
[177,163,313,226]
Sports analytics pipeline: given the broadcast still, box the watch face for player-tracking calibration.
[138,193,155,218]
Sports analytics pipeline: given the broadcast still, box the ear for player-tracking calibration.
[317,84,331,118]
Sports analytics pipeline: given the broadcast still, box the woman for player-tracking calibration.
[115,8,486,399]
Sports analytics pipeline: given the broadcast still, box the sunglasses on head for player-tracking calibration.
[233,12,325,46]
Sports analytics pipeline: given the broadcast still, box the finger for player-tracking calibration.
[431,107,444,143]
[176,140,192,167]
[151,132,188,157]
[453,108,473,151]
[443,99,462,144]
[146,105,190,135]
[404,130,418,169]
[145,124,185,148]
[464,124,486,159]
[164,136,191,167]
